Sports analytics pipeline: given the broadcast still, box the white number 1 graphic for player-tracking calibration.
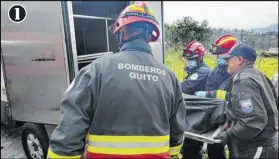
[15,7,20,20]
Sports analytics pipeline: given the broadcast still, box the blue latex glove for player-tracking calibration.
[194,91,207,97]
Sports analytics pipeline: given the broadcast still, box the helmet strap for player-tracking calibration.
[197,58,201,65]
[143,23,150,42]
[197,57,203,67]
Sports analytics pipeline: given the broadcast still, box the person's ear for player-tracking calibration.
[239,56,245,64]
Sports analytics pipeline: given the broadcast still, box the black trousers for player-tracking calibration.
[207,143,226,159]
[182,138,203,159]
[228,142,278,159]
[182,138,226,159]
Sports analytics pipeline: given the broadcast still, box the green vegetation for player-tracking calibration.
[165,51,278,81]
[165,17,213,51]
[165,17,278,51]
[164,16,278,81]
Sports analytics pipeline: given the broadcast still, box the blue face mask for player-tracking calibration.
[216,57,227,66]
[186,59,198,71]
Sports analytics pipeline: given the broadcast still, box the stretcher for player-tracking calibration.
[183,94,228,144]
[184,122,228,144]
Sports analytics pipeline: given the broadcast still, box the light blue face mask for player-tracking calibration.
[216,57,227,66]
[187,59,198,70]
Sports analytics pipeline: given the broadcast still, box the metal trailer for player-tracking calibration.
[1,1,165,158]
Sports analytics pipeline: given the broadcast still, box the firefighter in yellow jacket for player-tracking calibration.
[47,2,186,159]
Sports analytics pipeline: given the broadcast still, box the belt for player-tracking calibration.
[240,134,278,148]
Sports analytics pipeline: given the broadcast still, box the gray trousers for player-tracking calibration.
[228,141,278,159]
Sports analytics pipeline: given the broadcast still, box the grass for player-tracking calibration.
[165,51,278,81]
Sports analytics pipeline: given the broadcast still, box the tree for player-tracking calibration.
[165,16,213,51]
[165,16,278,52]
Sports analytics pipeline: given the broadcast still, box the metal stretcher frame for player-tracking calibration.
[184,122,228,144]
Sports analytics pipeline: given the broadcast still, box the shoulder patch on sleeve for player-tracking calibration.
[190,73,199,80]
[240,99,254,113]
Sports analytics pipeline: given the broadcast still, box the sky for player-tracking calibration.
[164,1,278,30]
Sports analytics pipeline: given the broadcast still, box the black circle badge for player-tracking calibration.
[8,4,27,23]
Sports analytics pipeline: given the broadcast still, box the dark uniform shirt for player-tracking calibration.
[181,63,211,95]
[205,65,230,91]
[204,65,230,99]
[225,63,278,144]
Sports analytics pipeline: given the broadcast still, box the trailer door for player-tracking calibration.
[64,1,164,80]
[63,1,130,78]
[1,1,69,124]
[1,54,8,103]
[1,51,9,124]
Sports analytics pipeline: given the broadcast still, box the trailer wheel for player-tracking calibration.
[21,123,49,159]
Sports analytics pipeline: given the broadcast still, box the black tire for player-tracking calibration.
[21,123,49,159]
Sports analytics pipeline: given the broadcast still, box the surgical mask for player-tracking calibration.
[216,57,227,66]
[186,60,198,71]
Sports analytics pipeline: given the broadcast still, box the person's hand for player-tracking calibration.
[194,91,207,97]
[213,131,229,144]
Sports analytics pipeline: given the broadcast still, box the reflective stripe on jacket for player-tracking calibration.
[84,135,172,158]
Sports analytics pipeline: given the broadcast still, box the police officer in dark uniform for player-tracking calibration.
[47,2,186,158]
[194,34,239,159]
[181,41,211,95]
[214,43,278,159]
[181,41,211,159]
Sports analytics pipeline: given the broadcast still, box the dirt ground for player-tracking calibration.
[1,125,26,158]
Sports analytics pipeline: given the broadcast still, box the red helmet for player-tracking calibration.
[111,2,160,42]
[182,41,205,59]
[210,34,239,55]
